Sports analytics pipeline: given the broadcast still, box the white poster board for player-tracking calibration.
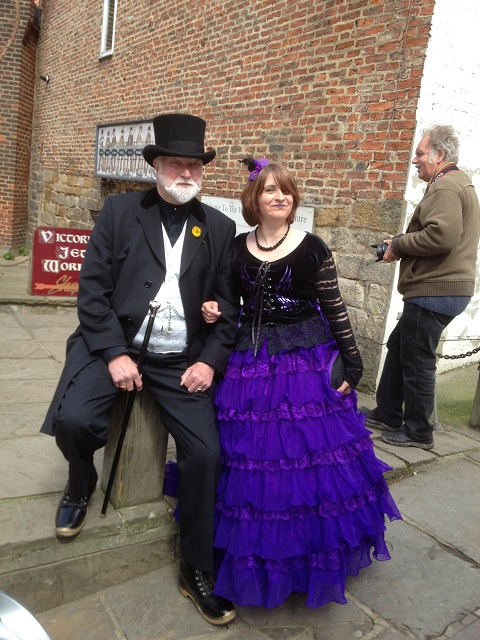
[201,196,314,236]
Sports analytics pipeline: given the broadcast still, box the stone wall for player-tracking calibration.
[316,197,405,390]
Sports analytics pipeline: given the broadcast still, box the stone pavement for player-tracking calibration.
[1,257,480,640]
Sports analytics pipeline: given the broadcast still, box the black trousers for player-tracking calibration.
[53,351,220,572]
[376,302,453,442]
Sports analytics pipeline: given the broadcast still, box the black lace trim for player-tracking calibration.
[235,314,334,355]
[314,256,363,386]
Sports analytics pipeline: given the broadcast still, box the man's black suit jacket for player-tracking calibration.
[41,188,239,435]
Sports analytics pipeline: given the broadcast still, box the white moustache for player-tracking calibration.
[174,178,197,187]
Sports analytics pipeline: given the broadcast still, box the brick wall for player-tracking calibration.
[27,0,436,389]
[0,0,39,251]
[31,0,433,204]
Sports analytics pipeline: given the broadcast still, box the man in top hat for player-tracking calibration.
[40,114,239,625]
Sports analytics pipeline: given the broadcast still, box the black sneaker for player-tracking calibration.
[361,406,401,432]
[381,425,434,450]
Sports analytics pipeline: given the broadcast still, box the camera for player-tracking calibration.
[371,242,389,262]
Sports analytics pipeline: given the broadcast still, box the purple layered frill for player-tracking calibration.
[213,339,402,608]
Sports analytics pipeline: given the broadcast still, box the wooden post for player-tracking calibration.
[470,365,480,429]
[101,388,169,508]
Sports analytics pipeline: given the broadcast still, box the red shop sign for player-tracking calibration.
[30,227,91,297]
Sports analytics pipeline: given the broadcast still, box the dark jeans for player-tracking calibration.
[53,352,220,572]
[376,302,453,442]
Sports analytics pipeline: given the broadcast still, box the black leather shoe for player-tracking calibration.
[361,406,401,432]
[178,560,236,626]
[55,468,98,539]
[381,426,434,450]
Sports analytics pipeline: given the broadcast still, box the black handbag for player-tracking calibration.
[329,352,345,390]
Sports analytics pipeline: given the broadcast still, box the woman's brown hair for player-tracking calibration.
[240,159,300,227]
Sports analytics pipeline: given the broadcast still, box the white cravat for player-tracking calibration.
[132,223,188,353]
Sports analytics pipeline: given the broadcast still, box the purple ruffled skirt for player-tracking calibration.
[213,337,402,608]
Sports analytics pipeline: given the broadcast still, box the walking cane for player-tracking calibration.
[101,300,161,516]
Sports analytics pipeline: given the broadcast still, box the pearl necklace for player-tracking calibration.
[254,224,290,252]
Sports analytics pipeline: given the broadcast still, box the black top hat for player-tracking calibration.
[142,114,216,166]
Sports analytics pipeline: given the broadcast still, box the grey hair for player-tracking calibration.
[422,125,460,164]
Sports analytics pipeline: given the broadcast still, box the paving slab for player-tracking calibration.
[0,435,70,498]
[0,491,113,558]
[0,357,64,381]
[0,324,33,340]
[2,535,177,617]
[451,619,480,639]
[0,338,55,359]
[389,458,480,564]
[373,438,437,467]
[0,377,61,404]
[375,631,411,640]
[29,325,76,344]
[348,520,480,639]
[14,310,77,328]
[468,451,480,463]
[0,492,178,610]
[105,566,246,640]
[37,562,377,640]
[429,428,480,456]
[254,629,316,640]
[37,595,122,640]
[0,311,28,326]
[0,402,53,436]
[464,428,480,443]
[238,590,375,633]
[36,341,68,362]
[373,447,408,479]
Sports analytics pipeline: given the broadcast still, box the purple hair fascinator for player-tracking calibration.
[240,156,269,181]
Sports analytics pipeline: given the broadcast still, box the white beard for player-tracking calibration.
[157,173,202,204]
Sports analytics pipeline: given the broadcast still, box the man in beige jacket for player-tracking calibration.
[364,124,480,449]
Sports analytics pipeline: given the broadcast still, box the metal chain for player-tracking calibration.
[435,345,480,360]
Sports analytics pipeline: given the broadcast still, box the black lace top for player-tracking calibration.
[232,232,363,387]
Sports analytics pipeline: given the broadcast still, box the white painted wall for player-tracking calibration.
[379,0,480,381]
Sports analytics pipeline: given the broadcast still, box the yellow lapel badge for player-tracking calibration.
[192,226,202,238]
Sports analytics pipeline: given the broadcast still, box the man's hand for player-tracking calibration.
[382,238,399,263]
[201,300,221,324]
[108,354,143,392]
[180,362,215,394]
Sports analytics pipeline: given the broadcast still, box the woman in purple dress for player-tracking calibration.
[202,157,401,609]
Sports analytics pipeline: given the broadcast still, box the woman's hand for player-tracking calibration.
[201,300,221,324]
[336,380,352,395]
